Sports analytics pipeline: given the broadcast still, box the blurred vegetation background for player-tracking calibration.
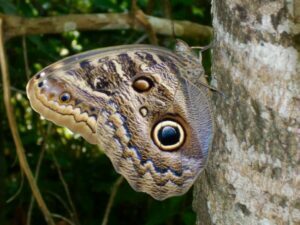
[0,0,212,224]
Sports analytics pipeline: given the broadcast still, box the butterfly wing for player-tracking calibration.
[26,42,214,200]
[179,76,214,169]
[26,44,179,145]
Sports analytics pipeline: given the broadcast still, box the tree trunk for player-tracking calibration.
[193,1,300,225]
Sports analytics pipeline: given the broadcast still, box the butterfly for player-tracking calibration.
[26,39,214,200]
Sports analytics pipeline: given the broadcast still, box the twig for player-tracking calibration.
[0,83,27,94]
[146,0,155,14]
[0,18,55,225]
[163,0,172,19]
[47,191,72,217]
[135,9,158,45]
[131,0,157,44]
[22,36,30,80]
[6,171,24,203]
[27,123,52,225]
[51,152,81,225]
[162,0,175,40]
[0,13,212,41]
[134,34,148,44]
[51,214,75,225]
[101,176,124,225]
[10,86,27,94]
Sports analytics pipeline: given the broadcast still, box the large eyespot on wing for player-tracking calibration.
[148,77,214,200]
[93,68,213,201]
[26,42,213,200]
[152,119,186,151]
[26,69,100,145]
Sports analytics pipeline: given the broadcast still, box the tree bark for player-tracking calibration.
[193,1,300,225]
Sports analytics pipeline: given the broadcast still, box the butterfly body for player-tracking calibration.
[26,40,214,200]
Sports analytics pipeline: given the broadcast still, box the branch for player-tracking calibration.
[101,177,124,225]
[0,13,212,41]
[51,151,81,225]
[27,123,52,225]
[0,18,55,225]
[6,171,24,203]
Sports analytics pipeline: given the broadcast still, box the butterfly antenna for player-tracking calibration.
[190,38,224,97]
[191,38,217,52]
[194,79,226,98]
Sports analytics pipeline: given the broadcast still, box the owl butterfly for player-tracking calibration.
[26,40,214,200]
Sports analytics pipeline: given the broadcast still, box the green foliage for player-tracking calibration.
[0,0,212,224]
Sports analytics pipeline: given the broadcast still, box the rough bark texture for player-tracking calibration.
[193,1,300,225]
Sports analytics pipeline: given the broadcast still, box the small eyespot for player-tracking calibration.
[152,120,185,151]
[36,72,46,79]
[139,107,148,117]
[132,77,154,93]
[38,81,43,87]
[59,92,71,103]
